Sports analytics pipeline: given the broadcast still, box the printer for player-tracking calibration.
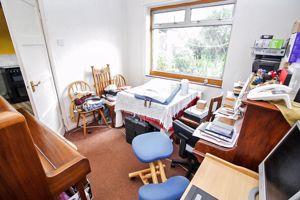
[252,35,286,72]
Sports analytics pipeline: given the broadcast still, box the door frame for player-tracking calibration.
[1,0,66,135]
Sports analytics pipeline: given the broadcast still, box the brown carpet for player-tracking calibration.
[65,127,187,200]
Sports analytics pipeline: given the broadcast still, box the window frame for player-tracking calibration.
[149,0,236,87]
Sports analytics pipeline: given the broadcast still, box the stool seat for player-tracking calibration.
[138,176,190,200]
[132,132,173,163]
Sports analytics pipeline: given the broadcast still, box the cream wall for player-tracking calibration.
[124,0,300,100]
[39,0,127,130]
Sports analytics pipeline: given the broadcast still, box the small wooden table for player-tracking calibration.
[181,154,259,200]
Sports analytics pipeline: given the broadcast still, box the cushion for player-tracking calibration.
[132,132,173,163]
[138,176,190,200]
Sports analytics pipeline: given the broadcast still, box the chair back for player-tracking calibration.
[68,81,91,101]
[173,120,199,158]
[91,64,112,97]
[206,94,223,122]
[113,74,126,87]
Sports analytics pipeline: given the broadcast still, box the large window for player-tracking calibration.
[150,1,235,86]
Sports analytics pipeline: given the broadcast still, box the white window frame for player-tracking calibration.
[150,0,236,87]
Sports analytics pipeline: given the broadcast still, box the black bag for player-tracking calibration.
[125,116,156,144]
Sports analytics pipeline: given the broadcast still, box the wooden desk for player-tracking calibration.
[194,99,291,171]
[181,154,258,200]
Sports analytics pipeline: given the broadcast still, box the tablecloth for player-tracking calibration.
[115,89,198,130]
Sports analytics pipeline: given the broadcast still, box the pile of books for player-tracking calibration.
[193,120,238,148]
[201,121,234,142]
[184,105,208,122]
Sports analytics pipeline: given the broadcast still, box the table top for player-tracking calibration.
[181,154,259,200]
[115,89,198,130]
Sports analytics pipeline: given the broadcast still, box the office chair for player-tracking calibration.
[171,120,200,178]
[171,94,223,178]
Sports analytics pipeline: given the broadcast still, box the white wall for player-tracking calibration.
[124,0,300,100]
[39,0,127,130]
[38,0,300,130]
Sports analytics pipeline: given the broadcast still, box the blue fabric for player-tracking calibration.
[134,84,181,105]
[138,176,190,200]
[132,132,173,163]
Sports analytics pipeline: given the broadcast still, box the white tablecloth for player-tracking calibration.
[115,89,198,130]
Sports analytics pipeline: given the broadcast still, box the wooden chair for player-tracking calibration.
[179,94,223,128]
[91,64,112,97]
[68,81,109,136]
[0,96,91,200]
[206,94,223,122]
[113,74,126,87]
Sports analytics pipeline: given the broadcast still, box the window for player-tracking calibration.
[150,1,235,86]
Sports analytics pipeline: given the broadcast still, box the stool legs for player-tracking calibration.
[157,160,167,182]
[129,160,167,184]
[149,162,158,184]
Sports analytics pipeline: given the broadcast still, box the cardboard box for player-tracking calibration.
[196,100,207,110]
[291,20,300,34]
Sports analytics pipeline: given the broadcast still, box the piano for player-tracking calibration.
[0,96,91,200]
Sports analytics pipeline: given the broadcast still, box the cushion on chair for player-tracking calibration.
[132,132,173,163]
[138,176,190,200]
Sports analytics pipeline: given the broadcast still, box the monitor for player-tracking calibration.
[259,121,300,200]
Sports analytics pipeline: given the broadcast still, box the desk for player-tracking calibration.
[181,154,258,200]
[194,99,291,171]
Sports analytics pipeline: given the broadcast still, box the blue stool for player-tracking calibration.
[138,176,190,200]
[129,132,173,184]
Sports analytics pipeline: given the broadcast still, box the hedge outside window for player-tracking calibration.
[150,1,235,86]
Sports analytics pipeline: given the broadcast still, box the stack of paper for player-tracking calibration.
[193,121,239,148]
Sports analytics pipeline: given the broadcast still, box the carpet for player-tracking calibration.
[65,127,187,200]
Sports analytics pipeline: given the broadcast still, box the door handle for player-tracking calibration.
[30,81,41,92]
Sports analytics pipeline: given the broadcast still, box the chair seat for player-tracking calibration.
[132,132,173,163]
[138,176,190,200]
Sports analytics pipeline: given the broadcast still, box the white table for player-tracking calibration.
[114,89,198,130]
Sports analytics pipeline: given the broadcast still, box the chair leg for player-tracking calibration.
[99,109,110,128]
[157,160,167,182]
[129,162,166,184]
[83,113,87,136]
[76,113,81,128]
[93,111,96,122]
[149,162,158,184]
[76,178,88,200]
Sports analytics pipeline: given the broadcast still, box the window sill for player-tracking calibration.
[147,71,222,88]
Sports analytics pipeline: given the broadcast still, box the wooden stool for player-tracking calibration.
[129,132,173,184]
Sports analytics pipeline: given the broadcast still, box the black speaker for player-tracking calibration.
[294,88,300,103]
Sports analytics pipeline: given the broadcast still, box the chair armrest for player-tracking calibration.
[179,116,200,129]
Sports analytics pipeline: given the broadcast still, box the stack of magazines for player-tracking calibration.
[193,120,239,148]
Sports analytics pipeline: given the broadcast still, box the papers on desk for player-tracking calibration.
[193,121,239,148]
[214,107,239,120]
